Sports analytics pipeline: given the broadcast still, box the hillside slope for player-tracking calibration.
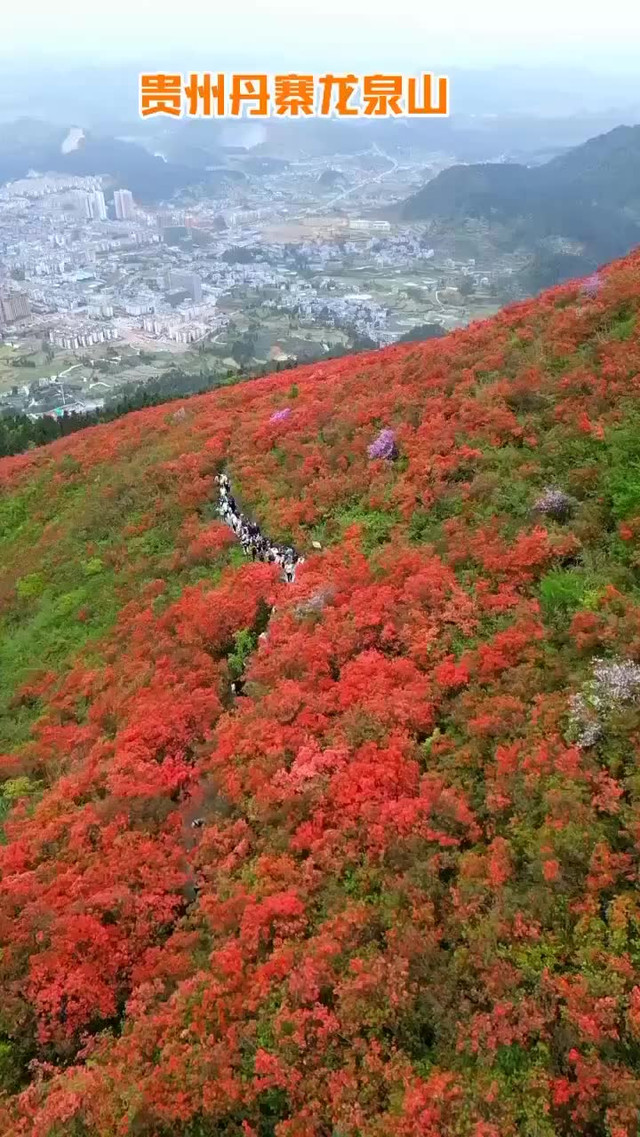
[3,254,640,1134]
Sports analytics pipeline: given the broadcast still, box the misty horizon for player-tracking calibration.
[2,0,640,73]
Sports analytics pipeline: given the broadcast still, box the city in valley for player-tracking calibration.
[0,146,517,420]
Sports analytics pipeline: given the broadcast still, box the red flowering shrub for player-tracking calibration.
[4,250,640,1133]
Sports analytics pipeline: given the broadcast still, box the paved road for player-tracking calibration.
[292,147,402,220]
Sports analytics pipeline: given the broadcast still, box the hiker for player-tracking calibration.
[216,473,304,584]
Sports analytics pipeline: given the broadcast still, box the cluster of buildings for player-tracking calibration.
[0,151,513,378]
[140,315,210,343]
[0,370,107,420]
[259,280,389,342]
[0,174,222,349]
[49,326,119,350]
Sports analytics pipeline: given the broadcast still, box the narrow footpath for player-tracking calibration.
[216,472,305,583]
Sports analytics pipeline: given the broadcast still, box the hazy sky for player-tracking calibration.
[2,0,640,70]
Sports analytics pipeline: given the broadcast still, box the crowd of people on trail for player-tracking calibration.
[216,472,304,583]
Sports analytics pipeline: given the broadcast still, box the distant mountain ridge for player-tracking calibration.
[401,124,640,266]
[0,117,230,202]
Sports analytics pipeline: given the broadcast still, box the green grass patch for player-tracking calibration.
[334,503,399,553]
[539,568,589,620]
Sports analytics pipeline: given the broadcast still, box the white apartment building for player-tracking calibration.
[85,191,107,221]
[114,189,135,220]
[348,219,392,232]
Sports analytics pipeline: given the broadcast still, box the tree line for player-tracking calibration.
[0,357,306,459]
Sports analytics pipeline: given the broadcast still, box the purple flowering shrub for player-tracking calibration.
[368,428,398,461]
[270,408,291,423]
[581,273,603,299]
[568,657,640,748]
[533,486,576,523]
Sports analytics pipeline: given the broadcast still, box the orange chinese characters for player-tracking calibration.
[318,74,359,116]
[229,74,269,117]
[407,73,449,115]
[274,75,315,116]
[140,73,183,117]
[142,70,451,119]
[184,73,225,117]
[362,74,403,116]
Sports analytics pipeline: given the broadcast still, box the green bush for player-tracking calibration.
[539,569,587,618]
[228,628,256,680]
[16,573,46,600]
